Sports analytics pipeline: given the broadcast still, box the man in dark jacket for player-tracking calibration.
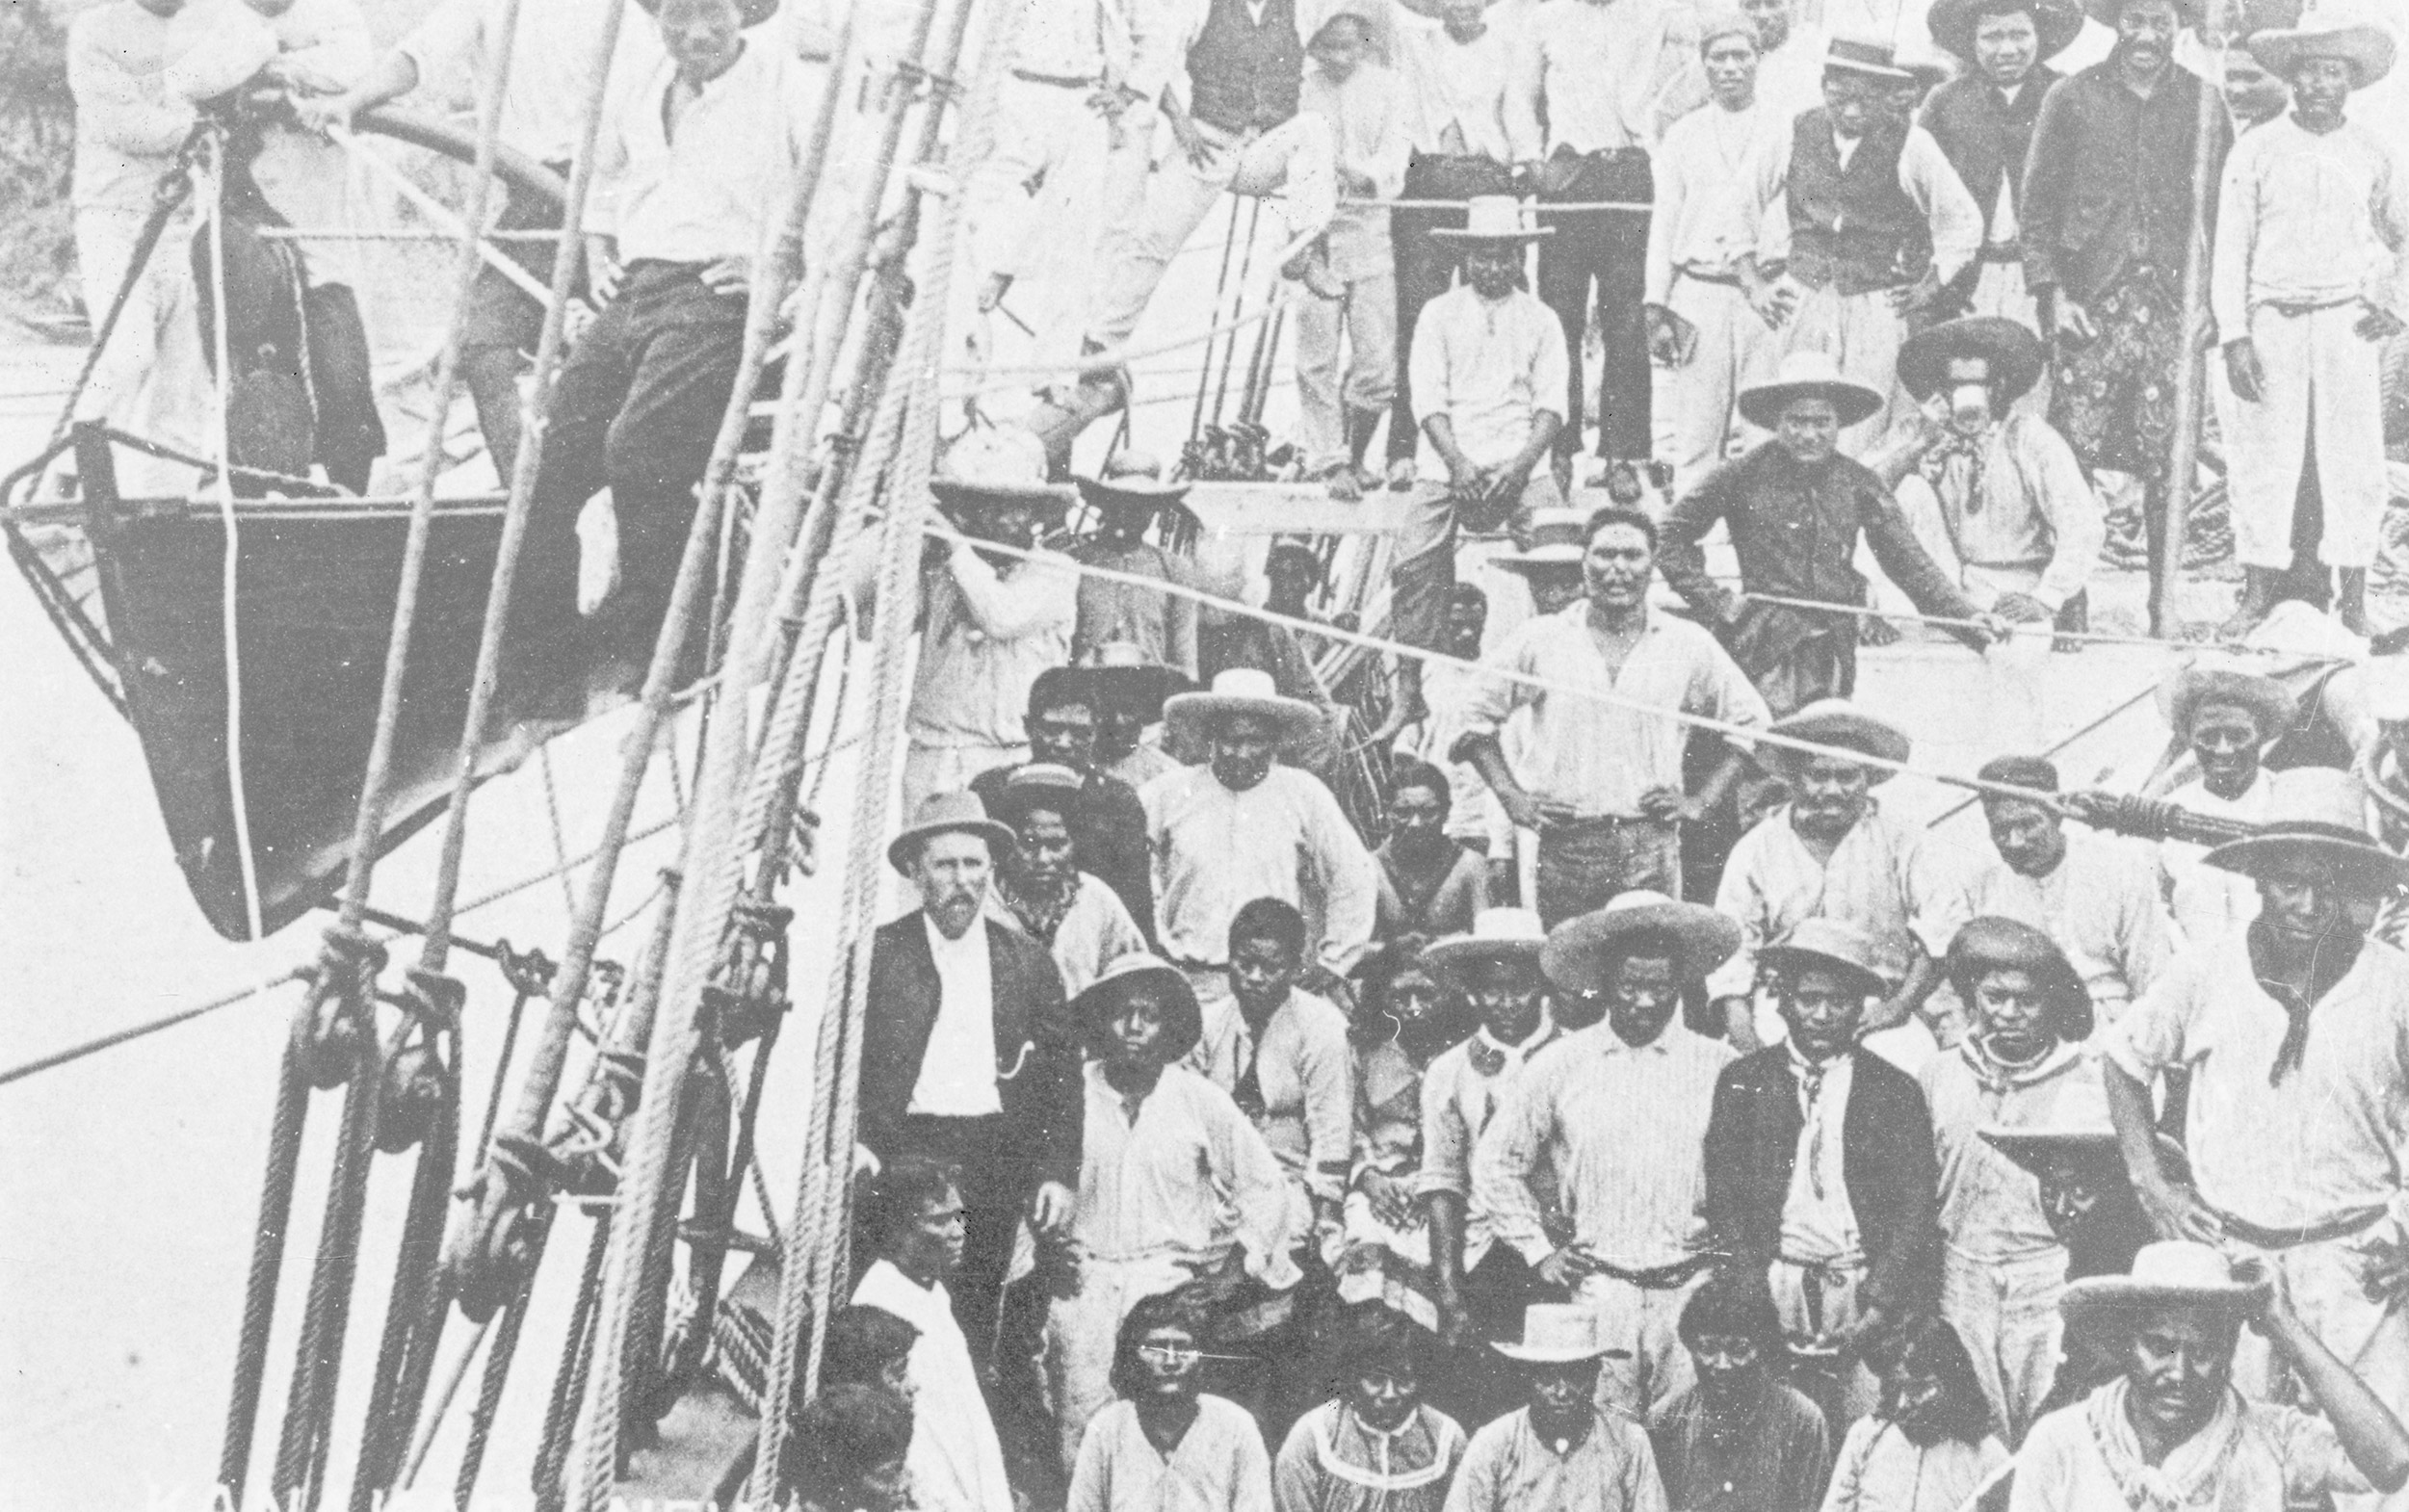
[972,667,1156,947]
[2019,0,2229,634]
[1702,917,1942,1430]
[860,791,1084,1359]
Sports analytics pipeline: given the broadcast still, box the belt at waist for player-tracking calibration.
[1775,1250,1870,1276]
[1678,267,1743,288]
[2213,1202,2388,1250]
[2261,294,2364,319]
[1583,1250,1718,1290]
[1012,67,1100,88]
[1539,812,1673,832]
[1977,243,2024,265]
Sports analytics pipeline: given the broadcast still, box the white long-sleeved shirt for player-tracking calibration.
[908,913,1005,1117]
[1071,1061,1297,1280]
[853,1260,1015,1512]
[1955,827,2171,1023]
[1186,987,1355,1209]
[1505,0,1702,162]
[68,0,277,214]
[1012,0,1110,79]
[1912,412,2108,614]
[400,0,665,169]
[1710,801,1964,1002]
[1142,764,1377,974]
[1394,6,1518,161]
[907,545,1081,752]
[1756,114,1985,288]
[2212,113,2409,338]
[1754,22,1830,123]
[1644,96,1784,304]
[1408,283,1569,473]
[588,35,825,264]
[1302,61,1412,277]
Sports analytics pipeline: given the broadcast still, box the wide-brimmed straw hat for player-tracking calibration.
[1079,640,1193,723]
[1928,0,2086,60]
[1541,891,1742,993]
[930,426,1077,510]
[1759,918,1892,998]
[1759,698,1913,787]
[887,790,1017,873]
[2202,767,2409,892]
[1945,915,2094,1042]
[2061,1241,2262,1333]
[1077,448,1192,509]
[1738,352,1888,430]
[1979,1077,2193,1180]
[985,763,1087,830]
[2248,0,2396,86]
[1823,34,1920,78]
[1898,317,2050,404]
[1430,196,1554,244]
[1072,952,1204,1061]
[637,0,779,24]
[1491,508,1589,571]
[1491,1303,1611,1363]
[2082,0,2203,25]
[1425,907,1548,978]
[1163,668,1323,751]
[2157,659,2295,740]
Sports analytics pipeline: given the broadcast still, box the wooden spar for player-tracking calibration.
[2158,0,2230,631]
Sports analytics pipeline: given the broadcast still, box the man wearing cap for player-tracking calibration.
[1442,1303,1673,1512]
[1921,917,2106,1442]
[1645,11,1792,501]
[1961,753,2172,1027]
[2102,768,2409,1493]
[2212,1,2407,639]
[1070,452,1200,681]
[1046,952,1296,1472]
[1086,639,1191,792]
[1504,0,1704,494]
[1391,195,1569,740]
[1918,0,2086,343]
[972,665,1156,945]
[1413,912,1558,1412]
[1454,507,1770,929]
[1659,354,1993,717]
[501,0,825,718]
[860,792,1085,1359]
[1878,317,2106,642]
[1750,38,1985,455]
[1702,917,1942,1425]
[1476,892,1742,1420]
[901,430,1083,813]
[2020,0,2230,635]
[986,764,1151,1001]
[1143,669,1377,992]
[1707,699,1961,1049]
[2012,1241,2409,1511]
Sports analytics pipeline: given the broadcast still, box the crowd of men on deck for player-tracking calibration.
[54,0,2409,1506]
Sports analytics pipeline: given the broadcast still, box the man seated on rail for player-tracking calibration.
[497,0,814,724]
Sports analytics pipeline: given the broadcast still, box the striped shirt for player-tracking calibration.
[1708,801,1963,1002]
[1474,1023,1735,1268]
[1417,1017,1559,1270]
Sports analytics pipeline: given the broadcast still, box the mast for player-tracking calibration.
[2158,0,2230,631]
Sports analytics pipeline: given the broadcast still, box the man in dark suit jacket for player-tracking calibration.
[1702,917,1940,1428]
[860,791,1084,1359]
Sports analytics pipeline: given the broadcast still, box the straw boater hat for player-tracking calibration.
[2248,0,2396,86]
[1759,698,1914,787]
[1072,952,1205,1061]
[2060,1241,2262,1335]
[1737,352,1888,430]
[1928,0,2086,61]
[2202,766,2409,893]
[2157,658,2296,740]
[1162,668,1322,752]
[1945,915,2094,1043]
[1897,317,2050,405]
[1425,907,1548,978]
[984,763,1086,830]
[929,426,1077,511]
[1822,34,1921,79]
[1759,918,1892,999]
[885,790,1017,873]
[1491,1303,1611,1363]
[1540,890,1743,993]
[1076,448,1191,511]
[1430,196,1554,244]
[1491,508,1589,572]
[1079,639,1193,722]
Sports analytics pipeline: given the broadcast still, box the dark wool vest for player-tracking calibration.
[1785,109,1932,296]
[1188,0,1303,135]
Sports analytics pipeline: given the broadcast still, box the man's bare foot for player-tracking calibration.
[1386,457,1417,491]
[2218,565,2280,639]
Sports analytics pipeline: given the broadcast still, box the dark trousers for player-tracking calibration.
[459,169,576,478]
[1536,148,1654,461]
[1428,1244,1551,1429]
[301,282,384,495]
[1389,154,1517,463]
[892,1113,1034,1366]
[507,262,744,715]
[1533,815,1679,929]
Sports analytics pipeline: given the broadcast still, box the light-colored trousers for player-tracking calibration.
[2224,300,2390,570]
[2231,1227,2409,1512]
[1577,1268,1706,1422]
[967,74,1113,288]
[74,205,214,497]
[1652,274,1776,499]
[1087,113,1337,351]
[1770,1256,1882,1424]
[1779,282,1908,458]
[1941,1245,2065,1446]
[1294,267,1397,473]
[901,739,1025,817]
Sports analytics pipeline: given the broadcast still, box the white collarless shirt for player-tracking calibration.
[908,915,1005,1118]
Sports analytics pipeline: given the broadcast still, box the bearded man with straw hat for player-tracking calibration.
[2102,768,2409,1504]
[2011,1241,2409,1510]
